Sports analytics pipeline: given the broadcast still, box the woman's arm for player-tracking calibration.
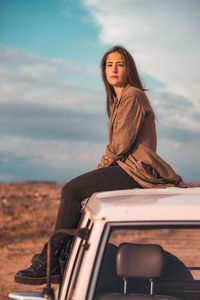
[97,92,148,169]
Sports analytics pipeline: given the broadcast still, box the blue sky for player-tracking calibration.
[0,0,200,183]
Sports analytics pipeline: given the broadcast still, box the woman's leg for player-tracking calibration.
[54,166,140,231]
[15,166,140,285]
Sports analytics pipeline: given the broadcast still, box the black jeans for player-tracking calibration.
[54,166,141,231]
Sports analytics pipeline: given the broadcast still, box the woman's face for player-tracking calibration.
[105,52,126,88]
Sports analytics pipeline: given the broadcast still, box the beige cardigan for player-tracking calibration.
[97,84,186,188]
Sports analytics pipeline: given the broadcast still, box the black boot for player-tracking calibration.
[59,239,72,274]
[31,239,72,273]
[15,237,69,285]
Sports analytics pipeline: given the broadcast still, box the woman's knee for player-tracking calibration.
[61,182,74,201]
[61,177,82,202]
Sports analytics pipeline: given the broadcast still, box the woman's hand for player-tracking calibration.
[97,155,115,169]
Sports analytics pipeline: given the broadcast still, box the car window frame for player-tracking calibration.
[63,218,92,300]
[86,220,200,300]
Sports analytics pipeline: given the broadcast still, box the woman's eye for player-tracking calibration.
[106,63,124,67]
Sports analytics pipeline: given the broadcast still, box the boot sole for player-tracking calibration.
[15,274,62,285]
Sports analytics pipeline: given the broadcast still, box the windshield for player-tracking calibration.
[93,223,200,300]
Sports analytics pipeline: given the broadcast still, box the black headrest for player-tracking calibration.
[116,243,164,278]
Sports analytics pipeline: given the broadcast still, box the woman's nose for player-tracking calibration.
[112,64,118,73]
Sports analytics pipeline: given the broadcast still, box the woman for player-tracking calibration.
[15,45,186,285]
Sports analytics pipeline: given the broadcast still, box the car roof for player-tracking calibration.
[86,187,200,222]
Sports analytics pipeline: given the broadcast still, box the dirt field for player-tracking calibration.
[0,182,64,300]
[0,182,200,299]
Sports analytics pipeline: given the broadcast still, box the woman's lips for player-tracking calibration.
[111,75,118,78]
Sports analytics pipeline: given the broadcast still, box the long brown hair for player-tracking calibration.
[101,45,146,118]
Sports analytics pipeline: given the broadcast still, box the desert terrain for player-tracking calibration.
[0,182,64,300]
[0,181,200,299]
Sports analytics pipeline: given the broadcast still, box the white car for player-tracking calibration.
[9,187,200,300]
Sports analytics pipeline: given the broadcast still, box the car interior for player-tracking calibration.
[95,242,200,300]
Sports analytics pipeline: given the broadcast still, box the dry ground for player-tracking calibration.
[0,182,64,300]
[0,182,200,300]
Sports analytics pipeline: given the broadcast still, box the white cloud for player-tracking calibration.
[83,0,200,108]
[0,44,108,181]
[1,0,200,183]
[0,45,108,145]
[147,90,200,132]
[81,0,200,182]
[0,135,102,169]
[0,44,104,112]
[157,138,200,183]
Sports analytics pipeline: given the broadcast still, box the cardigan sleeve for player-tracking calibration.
[97,92,148,169]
